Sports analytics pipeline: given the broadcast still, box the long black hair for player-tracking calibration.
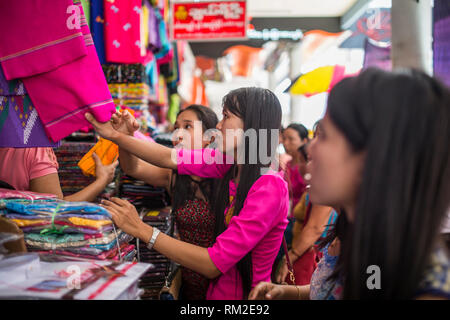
[286,123,309,141]
[210,87,282,299]
[171,105,219,211]
[326,68,450,299]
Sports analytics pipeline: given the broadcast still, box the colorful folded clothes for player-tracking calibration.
[2,196,135,262]
[24,230,122,248]
[119,174,169,209]
[102,64,148,84]
[37,243,135,261]
[0,188,57,202]
[0,253,152,299]
[136,207,174,300]
[54,141,98,195]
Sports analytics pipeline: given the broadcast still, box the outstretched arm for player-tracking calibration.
[119,148,172,190]
[85,113,177,170]
[30,153,118,202]
[102,198,221,279]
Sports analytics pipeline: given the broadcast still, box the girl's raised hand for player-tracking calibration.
[85,113,120,141]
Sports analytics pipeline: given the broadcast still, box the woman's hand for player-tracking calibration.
[249,282,286,300]
[93,152,118,184]
[110,110,139,136]
[276,251,298,283]
[100,197,145,238]
[85,113,121,141]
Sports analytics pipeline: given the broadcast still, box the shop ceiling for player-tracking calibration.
[189,0,376,58]
[247,0,359,18]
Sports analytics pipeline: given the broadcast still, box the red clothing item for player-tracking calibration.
[285,161,307,216]
[285,200,322,285]
[174,199,215,300]
[0,147,59,191]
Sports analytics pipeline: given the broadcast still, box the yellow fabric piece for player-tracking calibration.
[145,210,161,217]
[11,219,46,227]
[289,66,335,96]
[68,217,112,228]
[11,218,111,228]
[292,192,308,244]
[225,196,235,225]
[141,4,149,57]
[78,138,119,177]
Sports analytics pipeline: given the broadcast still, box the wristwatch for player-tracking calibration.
[147,227,161,250]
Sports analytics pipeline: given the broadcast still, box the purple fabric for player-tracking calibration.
[20,3,115,143]
[0,68,26,96]
[433,0,450,87]
[363,38,391,71]
[0,95,60,148]
[148,3,161,53]
[22,225,113,235]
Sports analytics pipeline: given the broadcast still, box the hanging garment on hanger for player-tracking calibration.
[18,2,115,142]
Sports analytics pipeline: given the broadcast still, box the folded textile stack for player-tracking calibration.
[103,64,148,84]
[54,141,97,195]
[109,83,151,113]
[103,62,158,133]
[54,140,119,201]
[0,192,135,262]
[119,174,169,211]
[0,253,152,299]
[136,207,174,300]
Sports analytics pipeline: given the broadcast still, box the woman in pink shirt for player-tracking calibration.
[85,87,289,299]
[0,147,117,201]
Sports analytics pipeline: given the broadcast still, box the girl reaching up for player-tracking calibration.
[85,87,289,300]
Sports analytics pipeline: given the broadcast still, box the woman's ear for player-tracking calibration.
[203,135,215,148]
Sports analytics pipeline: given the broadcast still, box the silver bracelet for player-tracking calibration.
[147,227,161,250]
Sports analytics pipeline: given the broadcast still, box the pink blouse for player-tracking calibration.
[285,161,307,214]
[177,148,289,299]
[0,147,59,191]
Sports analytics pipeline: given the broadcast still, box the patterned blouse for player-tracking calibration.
[174,199,216,300]
[309,244,450,300]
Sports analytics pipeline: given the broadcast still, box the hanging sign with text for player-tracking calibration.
[170,0,247,41]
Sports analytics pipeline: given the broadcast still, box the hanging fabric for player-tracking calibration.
[104,0,143,64]
[0,0,87,80]
[91,0,106,64]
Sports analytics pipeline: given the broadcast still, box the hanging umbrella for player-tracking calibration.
[285,65,356,97]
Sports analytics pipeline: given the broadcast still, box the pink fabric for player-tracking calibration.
[177,148,289,300]
[177,148,234,179]
[21,4,115,142]
[0,0,87,80]
[133,130,155,142]
[286,161,307,215]
[156,48,174,66]
[328,65,360,93]
[0,188,57,200]
[104,0,143,64]
[0,147,59,191]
